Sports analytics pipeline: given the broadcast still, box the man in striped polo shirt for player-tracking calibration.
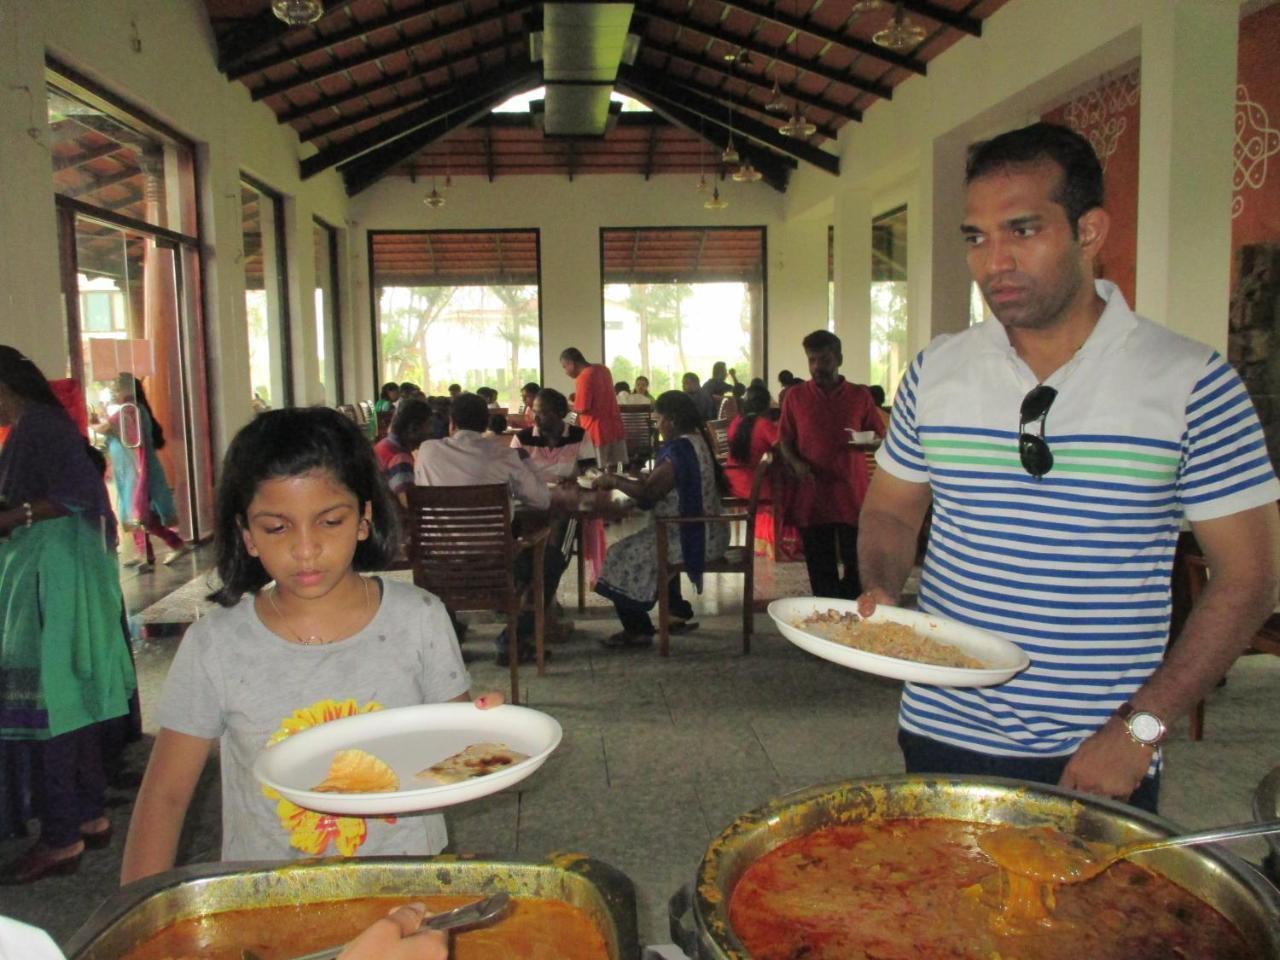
[858,122,1279,813]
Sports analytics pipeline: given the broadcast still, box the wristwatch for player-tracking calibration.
[1115,702,1167,746]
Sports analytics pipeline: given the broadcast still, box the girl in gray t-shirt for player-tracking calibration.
[120,409,502,884]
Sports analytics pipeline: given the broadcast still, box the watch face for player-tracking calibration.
[1129,712,1163,743]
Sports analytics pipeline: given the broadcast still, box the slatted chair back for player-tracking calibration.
[619,403,655,468]
[654,452,773,657]
[706,418,731,463]
[337,403,358,423]
[717,396,740,420]
[357,401,373,424]
[406,483,529,701]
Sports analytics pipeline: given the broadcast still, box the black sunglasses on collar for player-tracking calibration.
[1018,385,1057,478]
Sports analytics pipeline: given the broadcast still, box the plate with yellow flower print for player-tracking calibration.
[252,702,562,815]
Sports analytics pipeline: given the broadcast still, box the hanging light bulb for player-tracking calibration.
[731,161,762,183]
[873,2,926,51]
[721,138,740,165]
[850,0,885,15]
[423,174,445,208]
[271,0,324,26]
[779,110,816,139]
[695,173,709,193]
[765,76,788,113]
[704,185,728,210]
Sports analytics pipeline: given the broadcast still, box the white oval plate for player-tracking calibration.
[767,597,1029,687]
[252,703,562,816]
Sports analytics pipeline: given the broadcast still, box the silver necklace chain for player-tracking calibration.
[267,576,370,645]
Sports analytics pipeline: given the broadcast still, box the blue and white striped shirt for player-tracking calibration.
[878,281,1279,758]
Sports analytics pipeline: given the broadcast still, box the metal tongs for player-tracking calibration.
[244,892,511,960]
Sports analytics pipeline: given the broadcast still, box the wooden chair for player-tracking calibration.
[337,403,358,422]
[706,418,731,463]
[1177,537,1280,741]
[619,403,655,469]
[654,453,773,657]
[405,484,548,704]
[357,400,373,424]
[717,396,739,420]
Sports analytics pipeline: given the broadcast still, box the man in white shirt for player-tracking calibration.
[415,393,554,665]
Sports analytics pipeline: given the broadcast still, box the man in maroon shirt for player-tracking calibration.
[778,330,886,599]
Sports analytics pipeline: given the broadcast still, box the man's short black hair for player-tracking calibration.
[448,383,462,393]
[535,387,569,418]
[965,122,1103,234]
[521,381,540,396]
[560,347,587,365]
[390,397,432,438]
[802,330,841,355]
[451,393,490,432]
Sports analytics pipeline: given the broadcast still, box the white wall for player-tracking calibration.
[0,0,355,457]
[349,174,817,396]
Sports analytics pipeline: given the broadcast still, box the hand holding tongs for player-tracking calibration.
[244,893,511,960]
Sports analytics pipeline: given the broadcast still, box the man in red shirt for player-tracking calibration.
[560,347,627,469]
[778,330,886,599]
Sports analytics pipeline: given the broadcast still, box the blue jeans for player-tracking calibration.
[898,728,1160,814]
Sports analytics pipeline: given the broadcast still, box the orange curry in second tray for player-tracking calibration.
[727,818,1254,960]
[120,894,609,960]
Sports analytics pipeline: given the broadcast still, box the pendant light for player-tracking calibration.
[765,76,788,113]
[271,0,324,26]
[779,110,816,139]
[731,161,762,183]
[721,106,740,165]
[696,116,709,192]
[423,174,445,208]
[873,2,926,52]
[704,184,728,210]
[850,0,885,15]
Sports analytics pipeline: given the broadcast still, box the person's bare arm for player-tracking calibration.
[1061,503,1280,800]
[856,470,933,614]
[594,460,675,502]
[120,729,214,885]
[776,438,811,480]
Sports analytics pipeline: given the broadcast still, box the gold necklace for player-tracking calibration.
[268,576,370,645]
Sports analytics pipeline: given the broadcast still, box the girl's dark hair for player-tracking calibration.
[728,384,772,464]
[117,372,165,450]
[614,381,630,394]
[380,381,399,401]
[209,407,399,606]
[0,345,61,408]
[654,389,726,494]
[535,387,568,418]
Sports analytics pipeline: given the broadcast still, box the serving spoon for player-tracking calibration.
[240,892,512,960]
[981,818,1280,885]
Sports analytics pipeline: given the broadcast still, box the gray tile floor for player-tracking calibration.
[4,545,1279,952]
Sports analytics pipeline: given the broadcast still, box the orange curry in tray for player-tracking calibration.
[121,895,609,960]
[727,819,1253,960]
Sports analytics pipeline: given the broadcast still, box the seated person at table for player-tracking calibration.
[518,381,540,424]
[511,387,588,482]
[682,372,717,423]
[373,398,432,512]
[447,383,462,399]
[486,413,508,436]
[477,387,500,410]
[867,384,891,429]
[632,375,654,405]
[415,393,556,666]
[592,391,729,648]
[374,381,399,414]
[705,361,746,402]
[726,385,801,560]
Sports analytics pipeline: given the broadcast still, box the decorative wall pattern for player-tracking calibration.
[1062,71,1141,172]
[1233,83,1280,220]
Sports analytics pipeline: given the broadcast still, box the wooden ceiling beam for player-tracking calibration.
[251,3,530,102]
[621,66,840,176]
[646,71,839,140]
[52,142,129,171]
[300,90,435,143]
[635,3,892,101]
[637,30,862,123]
[215,0,347,74]
[64,168,140,198]
[228,2,446,80]
[341,70,534,194]
[276,34,522,125]
[717,0,926,75]
[900,1,982,38]
[302,62,536,178]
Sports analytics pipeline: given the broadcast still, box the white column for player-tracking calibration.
[833,186,872,382]
[1134,0,1237,350]
[927,130,973,340]
[0,2,64,372]
[768,218,829,383]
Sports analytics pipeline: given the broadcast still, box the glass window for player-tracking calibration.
[870,207,908,398]
[313,219,341,402]
[600,227,765,394]
[370,231,541,407]
[241,177,291,409]
[48,65,213,553]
